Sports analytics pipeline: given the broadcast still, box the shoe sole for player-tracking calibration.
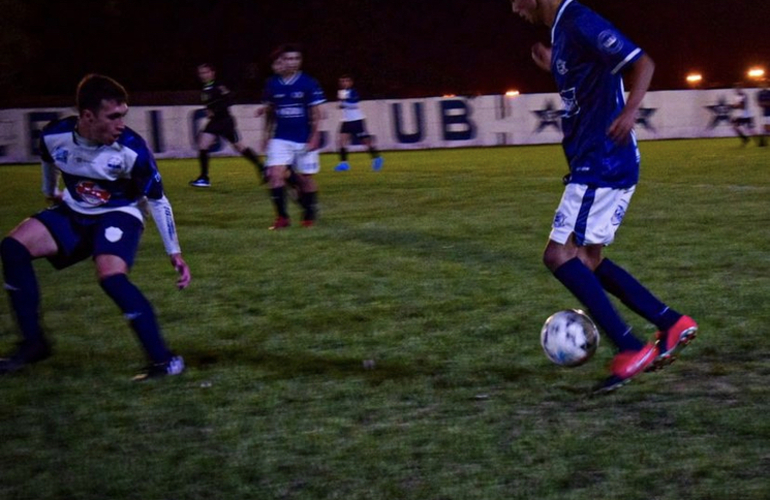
[649,326,698,371]
[592,377,631,395]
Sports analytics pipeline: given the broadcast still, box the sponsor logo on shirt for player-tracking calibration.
[75,180,111,206]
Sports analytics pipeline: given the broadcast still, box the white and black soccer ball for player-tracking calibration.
[540,309,600,367]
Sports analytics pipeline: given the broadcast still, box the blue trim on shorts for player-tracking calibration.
[574,186,596,246]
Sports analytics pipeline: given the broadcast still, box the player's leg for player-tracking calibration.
[232,140,266,181]
[228,121,265,181]
[296,148,321,226]
[264,139,292,229]
[335,129,351,171]
[545,238,644,353]
[93,213,182,378]
[191,132,216,187]
[0,218,59,371]
[363,135,384,171]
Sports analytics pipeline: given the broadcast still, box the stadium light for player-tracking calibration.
[747,67,766,80]
[505,89,520,98]
[685,73,703,86]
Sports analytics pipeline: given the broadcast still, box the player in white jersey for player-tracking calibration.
[731,84,755,146]
[334,75,383,172]
[0,74,191,380]
[510,0,697,393]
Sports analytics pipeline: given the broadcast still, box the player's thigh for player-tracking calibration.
[92,212,144,270]
[266,139,297,167]
[6,217,58,258]
[198,132,217,150]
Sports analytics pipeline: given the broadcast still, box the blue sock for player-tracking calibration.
[1,237,44,343]
[595,259,681,331]
[553,258,643,352]
[100,274,172,363]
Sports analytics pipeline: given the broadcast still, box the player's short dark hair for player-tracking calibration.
[274,43,303,59]
[76,74,128,114]
[198,62,215,71]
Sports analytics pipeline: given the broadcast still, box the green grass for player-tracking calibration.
[1,139,768,500]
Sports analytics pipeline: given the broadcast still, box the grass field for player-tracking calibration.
[0,139,768,500]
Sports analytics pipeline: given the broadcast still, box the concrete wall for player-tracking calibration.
[0,88,762,164]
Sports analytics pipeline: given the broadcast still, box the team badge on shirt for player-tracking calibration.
[598,30,623,54]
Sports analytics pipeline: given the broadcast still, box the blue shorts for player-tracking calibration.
[33,204,144,270]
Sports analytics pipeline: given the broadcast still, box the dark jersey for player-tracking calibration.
[201,80,233,121]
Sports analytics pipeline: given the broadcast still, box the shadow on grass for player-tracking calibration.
[184,347,538,387]
[327,223,532,270]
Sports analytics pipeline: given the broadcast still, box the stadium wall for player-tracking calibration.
[0,88,760,164]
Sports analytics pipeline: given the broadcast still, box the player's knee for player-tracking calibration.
[1,237,32,265]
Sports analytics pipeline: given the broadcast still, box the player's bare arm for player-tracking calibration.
[532,43,552,72]
[609,54,655,143]
[306,105,322,151]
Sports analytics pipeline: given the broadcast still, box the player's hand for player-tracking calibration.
[306,134,320,152]
[170,253,191,290]
[531,43,552,72]
[608,109,636,144]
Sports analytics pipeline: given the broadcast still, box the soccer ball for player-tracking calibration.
[540,309,600,367]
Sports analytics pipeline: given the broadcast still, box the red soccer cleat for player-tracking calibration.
[593,342,659,394]
[651,315,698,370]
[269,216,290,230]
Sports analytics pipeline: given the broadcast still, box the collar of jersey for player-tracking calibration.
[551,0,575,44]
[280,71,302,86]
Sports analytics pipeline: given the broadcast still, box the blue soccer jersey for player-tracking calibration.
[39,116,166,222]
[551,0,643,188]
[263,72,326,143]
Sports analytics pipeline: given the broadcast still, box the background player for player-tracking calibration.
[509,0,697,393]
[261,44,326,229]
[190,62,264,188]
[756,80,770,147]
[730,84,755,146]
[0,74,191,379]
[334,75,383,172]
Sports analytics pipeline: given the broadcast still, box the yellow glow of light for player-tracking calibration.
[505,90,520,98]
[686,73,703,84]
[442,93,456,98]
[747,67,766,80]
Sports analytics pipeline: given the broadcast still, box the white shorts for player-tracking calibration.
[549,183,636,246]
[266,139,320,174]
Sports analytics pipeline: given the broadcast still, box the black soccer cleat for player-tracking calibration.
[0,339,52,374]
[132,355,185,381]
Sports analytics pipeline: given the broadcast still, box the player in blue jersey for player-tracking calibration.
[190,62,265,188]
[0,74,191,380]
[334,75,383,172]
[261,44,326,229]
[510,0,698,393]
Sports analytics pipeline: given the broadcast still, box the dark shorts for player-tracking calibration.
[340,119,370,140]
[732,117,754,127]
[203,115,240,144]
[33,204,144,270]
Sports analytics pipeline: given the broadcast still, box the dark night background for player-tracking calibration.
[0,0,768,106]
